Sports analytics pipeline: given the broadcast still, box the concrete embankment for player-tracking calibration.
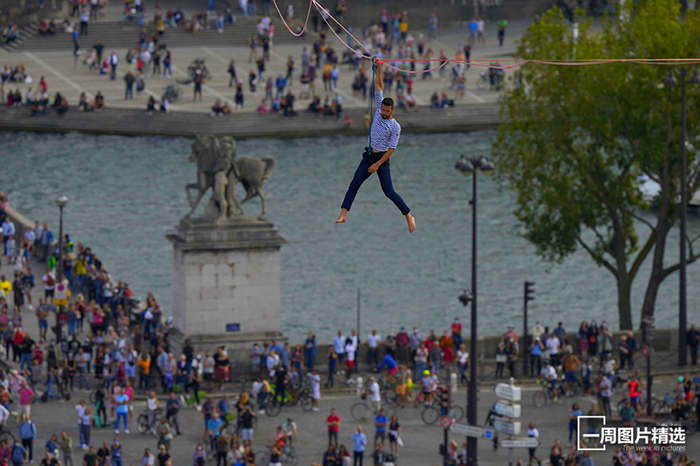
[0,104,499,138]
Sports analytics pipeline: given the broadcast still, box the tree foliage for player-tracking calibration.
[494,0,700,329]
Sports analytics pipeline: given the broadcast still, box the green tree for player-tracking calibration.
[494,0,700,329]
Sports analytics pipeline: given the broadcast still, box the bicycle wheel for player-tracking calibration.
[532,391,545,408]
[450,406,465,423]
[300,394,313,412]
[565,383,581,397]
[0,431,15,447]
[266,402,282,417]
[383,389,398,406]
[351,402,371,422]
[383,403,397,418]
[421,406,440,425]
[137,414,149,434]
[288,375,302,392]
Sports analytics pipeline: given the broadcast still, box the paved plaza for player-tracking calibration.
[0,252,697,465]
[0,20,529,115]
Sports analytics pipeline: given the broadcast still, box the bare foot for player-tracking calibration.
[335,208,348,224]
[406,213,416,233]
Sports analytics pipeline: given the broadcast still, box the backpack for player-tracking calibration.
[12,444,24,462]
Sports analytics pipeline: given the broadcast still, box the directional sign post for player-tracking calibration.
[494,383,521,402]
[450,423,494,439]
[501,438,539,448]
[494,378,523,465]
[493,401,521,419]
[493,418,521,436]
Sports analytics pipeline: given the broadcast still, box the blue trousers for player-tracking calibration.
[115,412,128,431]
[341,149,410,215]
[79,424,90,446]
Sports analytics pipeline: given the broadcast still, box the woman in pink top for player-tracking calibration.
[124,381,134,421]
[18,382,34,417]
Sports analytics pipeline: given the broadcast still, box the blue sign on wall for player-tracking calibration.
[226,323,241,332]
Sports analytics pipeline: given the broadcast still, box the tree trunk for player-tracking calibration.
[640,147,674,327]
[617,273,633,330]
[639,223,671,327]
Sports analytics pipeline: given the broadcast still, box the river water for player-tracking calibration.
[2,131,698,341]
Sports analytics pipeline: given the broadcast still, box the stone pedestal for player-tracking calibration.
[166,217,286,362]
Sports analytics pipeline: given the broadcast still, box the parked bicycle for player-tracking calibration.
[350,395,396,422]
[137,408,163,434]
[421,403,464,425]
[264,384,313,417]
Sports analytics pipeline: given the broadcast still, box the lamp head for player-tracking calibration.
[55,195,68,208]
[454,156,474,176]
[476,155,495,172]
[458,290,473,306]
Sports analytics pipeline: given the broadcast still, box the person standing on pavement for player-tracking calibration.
[327,348,338,388]
[114,386,129,434]
[79,8,89,36]
[597,373,612,417]
[304,332,317,371]
[59,432,73,466]
[124,71,135,100]
[227,59,237,87]
[18,382,34,418]
[373,408,387,450]
[109,51,119,81]
[193,70,204,102]
[309,369,321,411]
[18,415,36,463]
[387,415,400,458]
[326,408,340,447]
[72,29,80,64]
[567,403,582,446]
[165,392,181,436]
[238,402,255,448]
[526,422,540,466]
[368,377,381,413]
[333,330,345,366]
[367,330,381,367]
[352,426,367,466]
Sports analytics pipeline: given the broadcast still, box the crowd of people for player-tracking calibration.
[0,0,515,121]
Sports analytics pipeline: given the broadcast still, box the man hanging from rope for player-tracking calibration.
[335,59,416,233]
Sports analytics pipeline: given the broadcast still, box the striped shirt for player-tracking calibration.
[370,90,401,151]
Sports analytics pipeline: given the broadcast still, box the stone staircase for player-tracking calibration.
[7,16,306,53]
[0,23,38,52]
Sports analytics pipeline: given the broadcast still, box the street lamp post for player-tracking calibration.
[455,155,494,466]
[55,195,68,281]
[665,67,700,366]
